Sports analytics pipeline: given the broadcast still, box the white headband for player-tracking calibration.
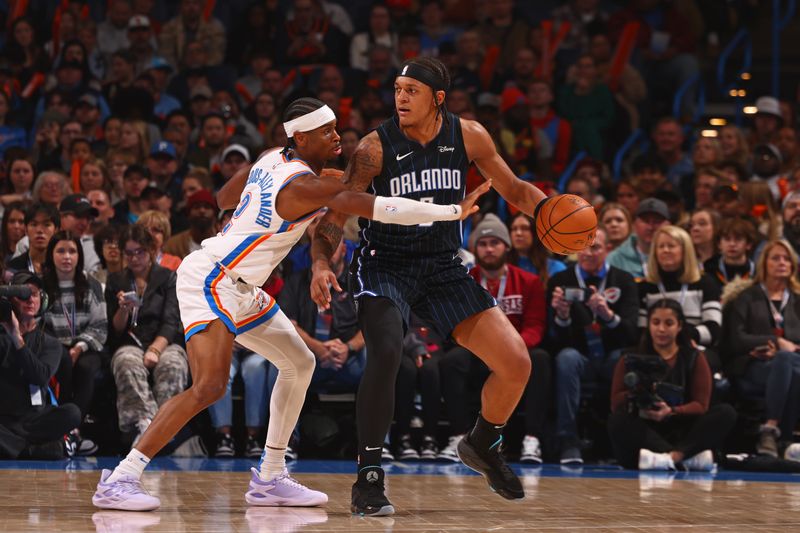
[283,105,336,138]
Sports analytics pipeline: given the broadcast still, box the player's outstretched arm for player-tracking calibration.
[217,149,271,209]
[310,132,383,308]
[217,163,253,210]
[461,118,547,216]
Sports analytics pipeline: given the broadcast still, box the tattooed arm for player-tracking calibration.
[310,132,383,308]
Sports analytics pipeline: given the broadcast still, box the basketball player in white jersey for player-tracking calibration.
[92,98,489,511]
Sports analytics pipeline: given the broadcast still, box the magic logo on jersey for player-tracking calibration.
[246,167,276,228]
[389,168,462,197]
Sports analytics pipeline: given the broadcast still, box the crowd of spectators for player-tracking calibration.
[1,0,800,470]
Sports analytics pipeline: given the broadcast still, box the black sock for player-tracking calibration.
[468,413,505,451]
[358,446,383,474]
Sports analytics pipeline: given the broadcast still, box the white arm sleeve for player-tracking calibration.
[372,196,462,225]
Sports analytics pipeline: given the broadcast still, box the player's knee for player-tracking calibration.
[499,342,531,384]
[294,349,316,381]
[189,376,228,406]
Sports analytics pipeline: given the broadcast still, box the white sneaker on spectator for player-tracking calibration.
[214,433,235,458]
[520,435,542,464]
[682,450,715,471]
[245,436,263,459]
[285,445,298,462]
[381,446,395,462]
[437,435,464,463]
[419,436,439,460]
[638,449,676,471]
[784,443,800,462]
[397,434,419,461]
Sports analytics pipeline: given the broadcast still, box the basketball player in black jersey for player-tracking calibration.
[311,57,562,516]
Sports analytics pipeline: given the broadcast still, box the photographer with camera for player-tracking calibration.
[0,272,81,459]
[723,240,800,458]
[608,299,736,471]
[548,228,640,464]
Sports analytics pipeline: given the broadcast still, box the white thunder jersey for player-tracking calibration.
[202,148,323,286]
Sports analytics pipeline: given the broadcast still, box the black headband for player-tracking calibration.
[398,62,447,92]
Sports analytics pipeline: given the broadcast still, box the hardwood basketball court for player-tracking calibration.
[1,458,799,532]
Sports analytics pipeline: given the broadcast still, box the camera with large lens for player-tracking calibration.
[623,353,670,413]
[0,285,32,323]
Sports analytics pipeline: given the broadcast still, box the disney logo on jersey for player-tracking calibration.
[438,145,455,152]
[389,168,462,196]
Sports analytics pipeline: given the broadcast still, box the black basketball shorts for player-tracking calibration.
[349,251,496,338]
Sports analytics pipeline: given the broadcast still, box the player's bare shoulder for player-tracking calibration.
[459,117,495,162]
[342,131,383,192]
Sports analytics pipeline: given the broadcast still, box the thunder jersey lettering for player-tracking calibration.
[362,112,468,254]
[201,148,323,287]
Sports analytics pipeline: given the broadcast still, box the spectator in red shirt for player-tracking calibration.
[438,214,549,464]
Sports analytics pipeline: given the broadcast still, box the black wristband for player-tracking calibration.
[533,196,548,221]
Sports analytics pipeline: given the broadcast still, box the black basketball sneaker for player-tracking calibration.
[351,467,395,516]
[457,436,524,500]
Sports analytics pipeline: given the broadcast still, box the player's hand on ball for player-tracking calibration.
[458,180,492,220]
[535,194,597,254]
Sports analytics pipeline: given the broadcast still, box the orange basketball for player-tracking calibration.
[535,194,597,255]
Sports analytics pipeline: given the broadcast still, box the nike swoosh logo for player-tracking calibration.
[365,446,382,451]
[396,152,413,161]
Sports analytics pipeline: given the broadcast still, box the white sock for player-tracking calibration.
[107,448,150,483]
[257,444,286,481]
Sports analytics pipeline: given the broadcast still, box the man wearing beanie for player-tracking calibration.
[438,214,551,464]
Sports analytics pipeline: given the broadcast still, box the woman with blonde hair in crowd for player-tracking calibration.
[692,137,724,171]
[638,225,722,358]
[135,210,182,271]
[739,180,782,242]
[119,120,150,163]
[719,124,750,168]
[79,159,111,194]
[689,208,722,265]
[723,240,800,458]
[599,202,632,250]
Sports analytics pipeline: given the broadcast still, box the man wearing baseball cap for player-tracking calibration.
[162,190,218,259]
[60,194,101,274]
[607,198,670,280]
[754,96,783,145]
[216,144,251,189]
[74,94,102,142]
[127,15,156,74]
[437,214,550,464]
[147,141,184,205]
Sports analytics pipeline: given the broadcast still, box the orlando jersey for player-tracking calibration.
[361,112,469,255]
[201,148,323,287]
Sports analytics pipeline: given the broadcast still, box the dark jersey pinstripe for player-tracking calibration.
[359,112,468,255]
[349,112,495,337]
